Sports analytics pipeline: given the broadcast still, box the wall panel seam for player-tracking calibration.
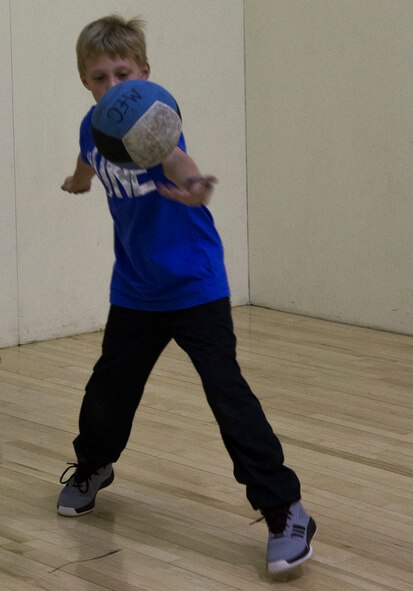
[9,0,20,345]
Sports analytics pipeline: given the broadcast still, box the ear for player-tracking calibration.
[142,63,150,80]
[81,77,91,90]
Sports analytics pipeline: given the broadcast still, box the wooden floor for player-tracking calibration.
[0,305,412,590]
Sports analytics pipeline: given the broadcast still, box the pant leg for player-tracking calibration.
[73,305,171,467]
[171,298,301,510]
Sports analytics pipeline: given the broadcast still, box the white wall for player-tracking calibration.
[245,0,413,335]
[3,0,411,348]
[0,0,247,347]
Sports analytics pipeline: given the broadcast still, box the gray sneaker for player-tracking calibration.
[261,501,316,574]
[57,462,114,517]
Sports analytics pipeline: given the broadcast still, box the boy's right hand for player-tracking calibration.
[61,155,95,194]
[61,175,92,194]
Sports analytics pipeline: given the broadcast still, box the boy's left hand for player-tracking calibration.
[156,175,218,207]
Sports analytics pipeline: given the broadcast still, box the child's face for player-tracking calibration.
[81,54,150,101]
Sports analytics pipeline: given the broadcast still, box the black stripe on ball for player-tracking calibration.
[92,126,134,164]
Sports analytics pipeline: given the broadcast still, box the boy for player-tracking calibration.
[58,15,316,575]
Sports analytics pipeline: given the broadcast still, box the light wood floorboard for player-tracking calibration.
[0,306,412,590]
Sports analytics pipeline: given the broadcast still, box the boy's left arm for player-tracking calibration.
[159,147,217,207]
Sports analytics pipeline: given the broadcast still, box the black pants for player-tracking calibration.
[73,297,301,510]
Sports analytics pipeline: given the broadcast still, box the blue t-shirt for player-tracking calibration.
[79,107,230,311]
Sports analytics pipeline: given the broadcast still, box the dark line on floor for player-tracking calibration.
[49,548,122,573]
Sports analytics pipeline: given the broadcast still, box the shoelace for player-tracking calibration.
[251,505,292,536]
[59,462,98,493]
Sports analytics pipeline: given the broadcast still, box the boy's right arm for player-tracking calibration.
[61,153,95,194]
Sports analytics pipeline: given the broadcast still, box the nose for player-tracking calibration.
[107,76,118,89]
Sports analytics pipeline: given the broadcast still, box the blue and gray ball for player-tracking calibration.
[92,79,182,169]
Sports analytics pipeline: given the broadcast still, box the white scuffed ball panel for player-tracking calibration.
[122,101,182,168]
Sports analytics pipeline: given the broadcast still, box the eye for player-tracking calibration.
[93,75,105,82]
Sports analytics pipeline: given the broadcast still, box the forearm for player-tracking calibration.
[162,147,200,187]
[159,147,217,206]
[73,154,96,185]
[61,154,95,194]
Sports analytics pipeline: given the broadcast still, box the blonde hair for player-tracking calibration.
[76,15,148,77]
